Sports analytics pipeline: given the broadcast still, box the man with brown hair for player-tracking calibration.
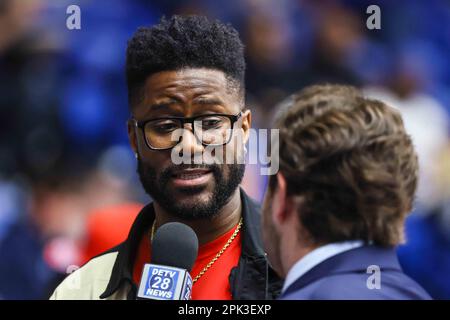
[262,84,431,299]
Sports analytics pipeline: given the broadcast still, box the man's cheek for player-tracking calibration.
[261,215,274,263]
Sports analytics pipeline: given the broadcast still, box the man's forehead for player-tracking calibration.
[144,68,229,95]
[131,68,242,117]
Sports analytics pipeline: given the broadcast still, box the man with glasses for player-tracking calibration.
[133,112,243,157]
[50,15,282,300]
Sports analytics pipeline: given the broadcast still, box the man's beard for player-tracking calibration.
[137,160,245,220]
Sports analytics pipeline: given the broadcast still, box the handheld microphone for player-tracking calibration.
[137,222,198,300]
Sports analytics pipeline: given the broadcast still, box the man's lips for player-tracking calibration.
[170,169,213,187]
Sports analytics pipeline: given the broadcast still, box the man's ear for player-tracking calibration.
[272,172,288,226]
[241,109,251,145]
[127,119,138,155]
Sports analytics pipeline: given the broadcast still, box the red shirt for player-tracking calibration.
[133,222,242,300]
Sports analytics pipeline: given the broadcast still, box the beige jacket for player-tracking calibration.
[50,251,129,300]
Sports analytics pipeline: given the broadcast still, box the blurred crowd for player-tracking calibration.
[0,0,449,299]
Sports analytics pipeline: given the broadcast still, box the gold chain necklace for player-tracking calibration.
[150,218,243,284]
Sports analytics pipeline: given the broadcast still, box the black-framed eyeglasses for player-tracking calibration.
[132,112,243,150]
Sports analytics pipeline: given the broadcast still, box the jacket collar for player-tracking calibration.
[100,187,268,299]
[238,188,266,258]
[282,245,403,297]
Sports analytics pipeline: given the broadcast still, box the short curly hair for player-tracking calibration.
[271,84,419,247]
[126,15,245,108]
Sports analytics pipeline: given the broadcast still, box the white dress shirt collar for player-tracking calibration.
[282,240,365,294]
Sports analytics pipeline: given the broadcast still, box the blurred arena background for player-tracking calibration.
[0,0,449,299]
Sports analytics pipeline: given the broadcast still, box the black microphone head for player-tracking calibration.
[151,222,198,272]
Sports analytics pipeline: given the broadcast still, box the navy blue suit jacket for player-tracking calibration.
[281,245,431,300]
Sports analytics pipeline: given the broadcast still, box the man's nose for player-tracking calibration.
[177,125,204,157]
